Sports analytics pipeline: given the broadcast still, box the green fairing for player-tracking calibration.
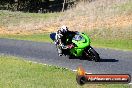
[50,32,100,61]
[70,33,90,57]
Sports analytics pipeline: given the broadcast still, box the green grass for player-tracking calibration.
[0,33,131,51]
[86,27,132,51]
[91,38,132,51]
[0,33,52,43]
[0,55,130,88]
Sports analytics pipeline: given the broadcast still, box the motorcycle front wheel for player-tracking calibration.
[85,46,100,62]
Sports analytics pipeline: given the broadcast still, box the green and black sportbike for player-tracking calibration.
[50,32,100,62]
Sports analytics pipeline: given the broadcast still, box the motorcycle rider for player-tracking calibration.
[55,25,76,56]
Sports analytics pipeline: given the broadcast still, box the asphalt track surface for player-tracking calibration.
[0,38,132,76]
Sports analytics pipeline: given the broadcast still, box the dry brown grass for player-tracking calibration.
[58,0,132,30]
[0,0,132,39]
[54,0,132,39]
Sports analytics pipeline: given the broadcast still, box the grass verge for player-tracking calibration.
[0,33,131,51]
[0,54,130,88]
[0,33,52,43]
[91,38,132,51]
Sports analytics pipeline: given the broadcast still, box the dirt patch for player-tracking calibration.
[50,14,132,32]
[0,26,7,34]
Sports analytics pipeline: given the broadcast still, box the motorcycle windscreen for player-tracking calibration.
[50,33,56,41]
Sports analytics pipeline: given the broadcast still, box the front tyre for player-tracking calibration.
[89,46,100,62]
[85,46,100,62]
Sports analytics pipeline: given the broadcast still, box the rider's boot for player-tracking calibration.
[57,48,62,56]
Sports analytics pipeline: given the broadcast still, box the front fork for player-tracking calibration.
[84,46,91,55]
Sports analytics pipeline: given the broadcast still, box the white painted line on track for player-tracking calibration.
[72,69,92,74]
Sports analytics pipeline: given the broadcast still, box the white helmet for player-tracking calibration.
[60,25,68,33]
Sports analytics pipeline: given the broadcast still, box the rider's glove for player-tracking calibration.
[67,44,74,49]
